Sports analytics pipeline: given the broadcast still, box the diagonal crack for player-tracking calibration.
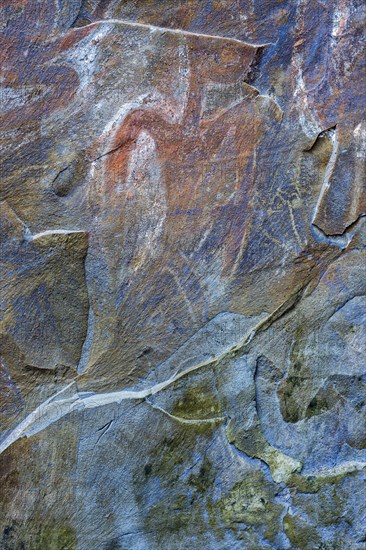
[145,398,226,426]
[0,278,329,455]
[312,213,366,248]
[69,18,273,49]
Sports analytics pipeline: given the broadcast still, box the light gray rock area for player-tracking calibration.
[0,1,365,549]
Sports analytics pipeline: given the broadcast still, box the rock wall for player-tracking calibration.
[0,1,365,548]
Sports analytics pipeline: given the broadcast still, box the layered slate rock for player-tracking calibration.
[0,1,365,549]
[0,201,89,438]
[1,202,89,370]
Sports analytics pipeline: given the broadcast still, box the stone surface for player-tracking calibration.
[0,1,365,549]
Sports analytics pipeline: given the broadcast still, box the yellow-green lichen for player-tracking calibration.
[283,513,321,549]
[215,470,285,544]
[35,524,76,550]
[171,383,223,421]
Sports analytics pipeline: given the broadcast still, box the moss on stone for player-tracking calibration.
[278,326,319,423]
[283,513,321,549]
[134,420,219,539]
[34,524,76,550]
[215,470,284,544]
[171,383,223,420]
[288,471,351,494]
[4,521,77,550]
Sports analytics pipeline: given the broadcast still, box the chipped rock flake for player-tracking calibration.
[0,1,365,549]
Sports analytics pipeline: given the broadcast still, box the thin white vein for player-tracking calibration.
[71,18,272,48]
[145,399,226,425]
[312,128,339,226]
[0,290,307,455]
[29,229,85,241]
[306,460,366,479]
[0,318,263,454]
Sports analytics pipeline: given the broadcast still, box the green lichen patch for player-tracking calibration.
[286,469,366,548]
[32,523,77,550]
[287,469,357,494]
[215,470,285,545]
[188,456,214,495]
[133,413,222,544]
[283,513,321,549]
[1,520,76,550]
[278,326,322,423]
[171,383,223,421]
[136,423,285,547]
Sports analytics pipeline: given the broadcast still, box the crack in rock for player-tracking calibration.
[0,290,307,455]
[145,399,226,426]
[0,272,325,457]
[312,214,366,248]
[69,18,273,49]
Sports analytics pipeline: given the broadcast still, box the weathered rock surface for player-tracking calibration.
[0,1,365,548]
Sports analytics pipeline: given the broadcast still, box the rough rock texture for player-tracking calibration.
[0,1,365,549]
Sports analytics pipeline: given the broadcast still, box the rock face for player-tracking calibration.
[0,1,365,548]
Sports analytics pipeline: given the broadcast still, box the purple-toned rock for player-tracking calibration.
[0,1,365,548]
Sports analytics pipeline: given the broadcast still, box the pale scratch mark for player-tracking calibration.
[307,460,366,479]
[70,19,273,49]
[0,382,77,453]
[28,229,86,241]
[0,288,310,455]
[78,305,95,374]
[312,127,339,228]
[288,203,303,248]
[145,399,226,426]
[261,227,285,247]
[165,266,198,323]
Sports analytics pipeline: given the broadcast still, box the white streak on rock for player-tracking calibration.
[70,19,272,49]
[0,313,266,454]
[312,127,338,224]
[145,400,226,425]
[29,229,86,241]
[308,460,366,478]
